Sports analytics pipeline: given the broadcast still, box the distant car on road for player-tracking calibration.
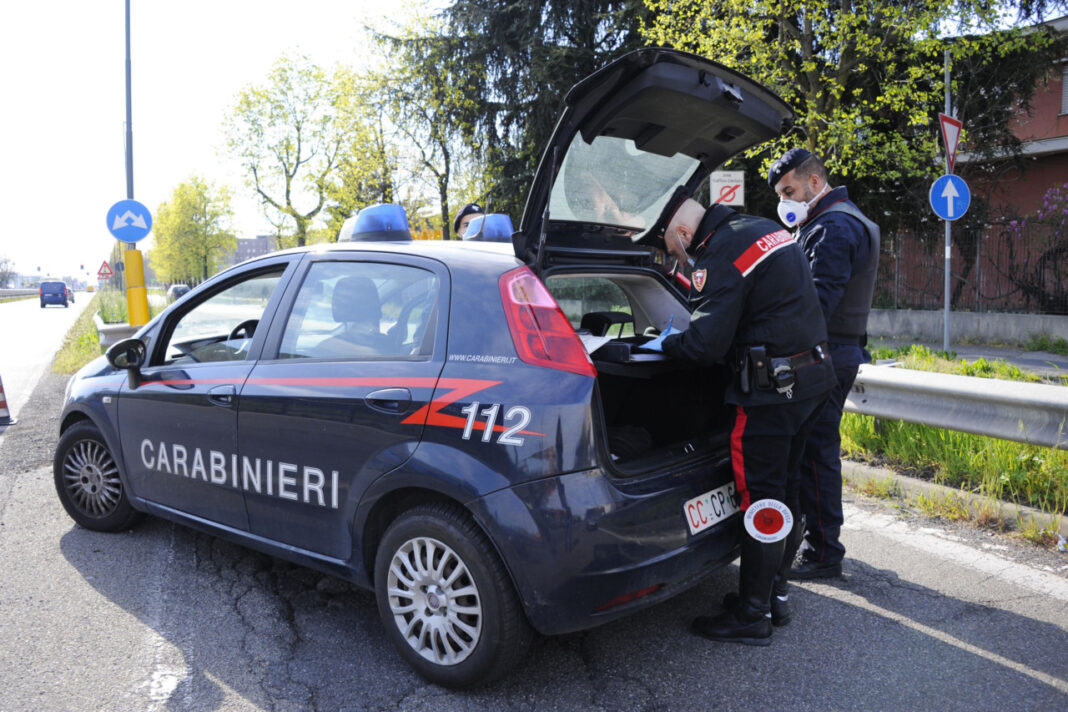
[166,283,190,302]
[40,281,69,308]
[67,287,75,304]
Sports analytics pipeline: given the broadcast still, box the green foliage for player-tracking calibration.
[1025,333,1068,356]
[641,1,1067,232]
[148,176,236,284]
[368,16,474,239]
[96,289,129,324]
[443,0,652,220]
[842,342,1068,515]
[841,413,1068,514]
[53,294,104,374]
[226,55,360,247]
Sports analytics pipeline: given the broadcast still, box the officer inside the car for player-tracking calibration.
[645,191,835,645]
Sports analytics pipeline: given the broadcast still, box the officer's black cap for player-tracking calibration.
[767,148,812,189]
[453,203,484,233]
[655,186,692,234]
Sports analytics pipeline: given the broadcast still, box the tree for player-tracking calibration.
[373,28,466,239]
[149,177,236,285]
[443,0,652,220]
[642,1,1066,231]
[321,71,400,240]
[0,256,15,288]
[226,55,358,247]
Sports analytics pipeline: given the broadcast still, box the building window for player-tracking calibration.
[1063,64,1068,115]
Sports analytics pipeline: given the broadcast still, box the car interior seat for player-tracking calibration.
[315,276,392,357]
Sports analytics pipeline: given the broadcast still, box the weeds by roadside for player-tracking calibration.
[52,294,104,374]
[844,344,1067,548]
[1024,333,1068,356]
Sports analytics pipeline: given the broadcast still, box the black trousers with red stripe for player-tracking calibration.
[729,397,825,521]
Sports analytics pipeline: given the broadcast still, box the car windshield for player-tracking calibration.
[548,133,699,240]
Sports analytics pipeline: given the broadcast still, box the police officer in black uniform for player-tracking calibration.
[768,149,880,580]
[645,193,835,645]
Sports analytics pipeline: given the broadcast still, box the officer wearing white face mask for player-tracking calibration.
[767,148,880,581]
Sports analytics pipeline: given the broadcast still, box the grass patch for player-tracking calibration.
[53,294,105,374]
[844,343,1068,537]
[841,414,1068,515]
[1024,333,1068,356]
[96,289,131,324]
[0,295,35,304]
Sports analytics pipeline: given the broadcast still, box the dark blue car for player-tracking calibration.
[40,280,70,308]
[52,49,794,687]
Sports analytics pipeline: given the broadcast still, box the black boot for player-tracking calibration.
[693,533,786,646]
[768,515,804,626]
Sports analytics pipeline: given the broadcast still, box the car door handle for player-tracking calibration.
[208,384,237,407]
[366,388,412,414]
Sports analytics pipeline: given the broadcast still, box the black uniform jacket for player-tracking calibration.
[662,205,835,407]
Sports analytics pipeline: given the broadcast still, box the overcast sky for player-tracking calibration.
[0,0,408,282]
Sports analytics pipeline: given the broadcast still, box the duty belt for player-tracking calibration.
[782,342,829,369]
[740,342,828,399]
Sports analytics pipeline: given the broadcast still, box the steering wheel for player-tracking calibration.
[229,319,259,341]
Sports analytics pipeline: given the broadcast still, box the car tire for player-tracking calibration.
[53,422,143,532]
[374,502,533,688]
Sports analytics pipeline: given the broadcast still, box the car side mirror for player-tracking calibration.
[106,338,146,388]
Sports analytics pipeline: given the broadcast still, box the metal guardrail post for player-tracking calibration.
[845,364,1068,450]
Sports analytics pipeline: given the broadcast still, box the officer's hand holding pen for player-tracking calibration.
[643,315,678,352]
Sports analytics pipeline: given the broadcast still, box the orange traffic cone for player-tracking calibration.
[0,373,15,426]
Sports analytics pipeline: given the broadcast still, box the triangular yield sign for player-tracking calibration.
[939,113,963,174]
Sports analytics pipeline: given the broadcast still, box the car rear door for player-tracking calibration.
[236,252,449,560]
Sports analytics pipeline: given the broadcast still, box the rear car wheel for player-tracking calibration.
[53,422,143,532]
[374,503,533,688]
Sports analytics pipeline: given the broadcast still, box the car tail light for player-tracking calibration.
[498,266,596,378]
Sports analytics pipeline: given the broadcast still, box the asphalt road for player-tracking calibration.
[0,293,92,420]
[0,369,1066,711]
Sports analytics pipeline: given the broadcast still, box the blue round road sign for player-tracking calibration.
[929,175,970,222]
[106,199,153,242]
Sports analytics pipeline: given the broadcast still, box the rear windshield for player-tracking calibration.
[548,133,699,239]
[41,282,67,292]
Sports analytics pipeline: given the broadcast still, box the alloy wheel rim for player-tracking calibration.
[63,439,122,518]
[386,535,483,666]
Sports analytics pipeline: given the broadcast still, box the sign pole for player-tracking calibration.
[942,49,952,354]
[122,0,149,326]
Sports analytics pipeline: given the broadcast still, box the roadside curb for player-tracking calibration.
[93,314,138,350]
[842,460,1068,539]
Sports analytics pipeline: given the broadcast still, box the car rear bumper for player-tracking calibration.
[468,458,740,635]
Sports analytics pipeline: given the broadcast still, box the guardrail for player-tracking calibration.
[0,289,38,298]
[845,364,1068,450]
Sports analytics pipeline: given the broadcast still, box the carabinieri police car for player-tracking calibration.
[53,48,793,687]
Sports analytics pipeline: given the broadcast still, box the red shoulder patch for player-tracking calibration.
[732,230,795,277]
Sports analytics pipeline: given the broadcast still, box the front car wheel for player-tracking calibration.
[53,422,143,532]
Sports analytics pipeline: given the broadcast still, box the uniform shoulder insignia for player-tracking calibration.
[692,269,707,292]
[732,229,795,277]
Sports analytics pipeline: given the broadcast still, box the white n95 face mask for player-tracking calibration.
[777,199,808,227]
[777,184,829,228]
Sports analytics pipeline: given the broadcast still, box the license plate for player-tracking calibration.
[684,482,740,535]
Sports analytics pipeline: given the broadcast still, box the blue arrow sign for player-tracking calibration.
[106,199,153,242]
[929,175,970,221]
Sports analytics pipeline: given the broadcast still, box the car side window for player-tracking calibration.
[161,270,284,365]
[546,276,636,338]
[278,261,439,360]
